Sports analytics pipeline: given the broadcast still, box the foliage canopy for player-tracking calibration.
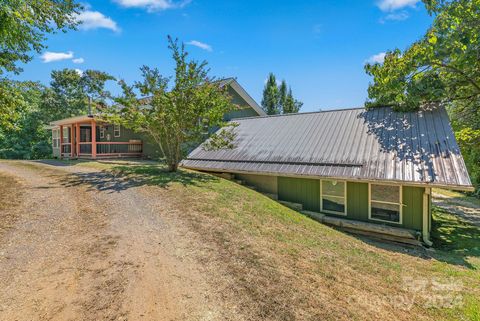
[365,0,480,195]
[108,37,237,171]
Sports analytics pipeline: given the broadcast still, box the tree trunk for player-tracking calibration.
[168,162,178,172]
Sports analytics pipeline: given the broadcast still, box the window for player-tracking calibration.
[63,127,70,143]
[52,129,60,148]
[100,127,105,139]
[114,124,121,137]
[369,184,402,224]
[321,180,346,215]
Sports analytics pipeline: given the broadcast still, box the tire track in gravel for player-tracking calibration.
[0,161,223,321]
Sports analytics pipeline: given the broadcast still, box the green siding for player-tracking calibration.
[223,87,260,120]
[274,177,424,231]
[278,177,320,212]
[402,186,424,230]
[96,124,138,143]
[236,174,277,194]
[346,182,369,221]
[94,124,162,159]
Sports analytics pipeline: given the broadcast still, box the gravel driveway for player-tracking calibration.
[0,160,227,321]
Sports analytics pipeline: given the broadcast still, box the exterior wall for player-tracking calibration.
[278,177,320,212]
[402,186,424,230]
[236,174,277,194]
[273,176,425,231]
[223,87,260,120]
[95,124,162,159]
[95,124,138,143]
[346,182,369,221]
[52,147,61,158]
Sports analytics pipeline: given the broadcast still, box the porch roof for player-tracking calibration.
[50,115,96,126]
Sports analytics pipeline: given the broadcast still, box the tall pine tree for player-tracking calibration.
[261,73,280,115]
[261,73,303,115]
[283,87,303,114]
[278,80,288,114]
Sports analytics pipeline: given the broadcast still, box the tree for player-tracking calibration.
[278,80,288,114]
[283,87,303,114]
[364,0,480,195]
[42,69,115,122]
[0,0,81,128]
[261,73,280,115]
[0,81,51,159]
[0,0,81,75]
[262,74,303,115]
[108,37,237,172]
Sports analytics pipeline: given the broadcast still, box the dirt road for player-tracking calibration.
[0,161,229,321]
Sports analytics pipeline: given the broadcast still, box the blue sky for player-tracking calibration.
[14,0,432,112]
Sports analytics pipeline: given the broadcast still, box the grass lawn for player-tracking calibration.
[84,162,478,321]
[5,159,477,320]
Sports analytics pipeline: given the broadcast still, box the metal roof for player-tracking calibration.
[181,106,474,191]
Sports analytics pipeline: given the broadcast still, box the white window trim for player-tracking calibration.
[113,124,121,137]
[368,182,403,225]
[100,127,105,139]
[320,179,347,216]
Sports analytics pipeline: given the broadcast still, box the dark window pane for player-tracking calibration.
[323,196,345,214]
[371,202,400,223]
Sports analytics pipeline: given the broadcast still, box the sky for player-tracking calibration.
[14,0,433,112]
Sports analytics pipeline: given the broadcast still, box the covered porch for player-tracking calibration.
[51,116,143,159]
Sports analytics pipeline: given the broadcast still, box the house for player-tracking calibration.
[49,78,266,159]
[181,106,474,245]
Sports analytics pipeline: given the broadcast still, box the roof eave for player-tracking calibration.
[180,164,475,192]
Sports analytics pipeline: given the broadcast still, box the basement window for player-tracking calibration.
[369,184,402,224]
[321,180,346,215]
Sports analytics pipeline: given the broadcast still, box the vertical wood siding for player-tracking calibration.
[275,176,424,231]
[236,174,278,194]
[278,177,320,212]
[402,186,424,230]
[346,182,369,221]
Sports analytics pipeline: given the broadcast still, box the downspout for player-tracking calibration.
[422,187,433,247]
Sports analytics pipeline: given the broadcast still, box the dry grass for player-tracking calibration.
[0,173,23,239]
[108,163,480,321]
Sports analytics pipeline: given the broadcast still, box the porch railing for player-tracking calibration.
[96,142,143,155]
[77,141,142,157]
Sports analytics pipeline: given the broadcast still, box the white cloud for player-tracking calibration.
[186,40,213,52]
[72,57,85,64]
[75,10,119,32]
[380,11,410,22]
[41,51,74,63]
[113,0,190,12]
[377,0,419,12]
[75,69,84,76]
[366,52,386,64]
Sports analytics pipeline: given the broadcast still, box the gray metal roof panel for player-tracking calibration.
[182,106,473,190]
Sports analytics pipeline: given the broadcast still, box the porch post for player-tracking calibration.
[91,119,97,159]
[70,124,74,158]
[59,125,63,159]
[76,122,80,157]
